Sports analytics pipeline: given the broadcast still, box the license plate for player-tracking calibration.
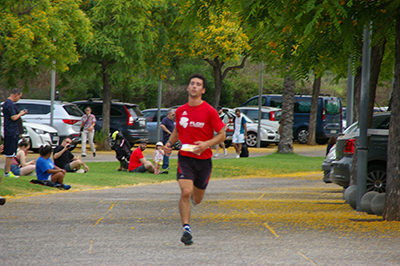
[330,130,337,134]
[52,136,59,142]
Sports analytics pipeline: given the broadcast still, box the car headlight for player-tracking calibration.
[33,128,46,135]
[265,129,274,134]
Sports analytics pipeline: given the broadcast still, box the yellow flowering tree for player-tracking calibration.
[0,0,92,86]
[176,7,250,107]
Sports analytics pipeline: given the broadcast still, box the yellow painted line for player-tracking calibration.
[298,252,318,266]
[93,217,103,227]
[257,193,265,200]
[263,222,279,238]
[249,210,280,238]
[108,203,114,212]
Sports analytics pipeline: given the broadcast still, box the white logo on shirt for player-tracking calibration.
[180,117,189,128]
[182,111,188,116]
[190,121,205,128]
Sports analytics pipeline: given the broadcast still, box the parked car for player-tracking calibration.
[235,106,281,131]
[330,112,390,192]
[321,144,336,183]
[241,94,342,144]
[13,99,83,144]
[1,119,59,152]
[73,99,148,146]
[22,122,59,151]
[225,108,280,147]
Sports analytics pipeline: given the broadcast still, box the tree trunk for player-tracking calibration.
[206,55,249,108]
[212,57,223,108]
[101,62,111,151]
[368,37,387,127]
[307,74,321,146]
[278,74,295,154]
[383,13,400,221]
[353,66,362,123]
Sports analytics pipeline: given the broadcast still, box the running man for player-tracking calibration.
[164,73,225,245]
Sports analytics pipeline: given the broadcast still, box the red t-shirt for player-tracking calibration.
[128,147,144,171]
[176,101,225,159]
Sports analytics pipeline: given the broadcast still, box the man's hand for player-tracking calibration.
[193,141,208,156]
[164,141,173,156]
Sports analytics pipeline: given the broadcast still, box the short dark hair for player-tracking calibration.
[188,73,206,89]
[217,106,222,111]
[39,145,52,156]
[11,88,22,95]
[18,139,30,148]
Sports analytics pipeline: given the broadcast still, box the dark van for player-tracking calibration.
[240,94,342,144]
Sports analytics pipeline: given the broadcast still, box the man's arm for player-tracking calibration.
[164,127,179,155]
[53,147,68,160]
[160,124,172,135]
[194,129,225,155]
[11,109,27,121]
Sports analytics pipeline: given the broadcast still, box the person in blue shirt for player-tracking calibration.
[232,108,247,158]
[2,88,27,178]
[36,145,70,190]
[160,108,175,170]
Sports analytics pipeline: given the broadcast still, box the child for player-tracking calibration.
[153,142,165,175]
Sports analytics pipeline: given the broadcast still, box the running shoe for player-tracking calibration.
[181,228,193,245]
[4,172,19,178]
[63,184,71,190]
[224,149,228,156]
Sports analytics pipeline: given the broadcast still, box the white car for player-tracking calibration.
[22,121,59,151]
[235,106,281,131]
[1,119,59,152]
[14,99,83,142]
[226,109,280,147]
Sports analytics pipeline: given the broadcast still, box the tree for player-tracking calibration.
[176,5,251,107]
[0,0,92,87]
[383,6,400,221]
[76,0,167,150]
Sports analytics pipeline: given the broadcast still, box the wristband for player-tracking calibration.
[167,140,172,146]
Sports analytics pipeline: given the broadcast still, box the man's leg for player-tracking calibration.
[144,161,155,173]
[81,132,87,156]
[70,160,89,172]
[162,154,169,169]
[178,179,194,225]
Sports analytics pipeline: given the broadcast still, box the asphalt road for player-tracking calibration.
[1,144,399,265]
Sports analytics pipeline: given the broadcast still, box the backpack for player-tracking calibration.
[240,143,249,157]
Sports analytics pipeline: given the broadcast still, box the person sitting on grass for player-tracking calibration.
[10,140,36,176]
[53,137,89,173]
[36,145,70,190]
[128,140,154,173]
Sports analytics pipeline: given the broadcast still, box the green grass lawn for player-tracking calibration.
[0,153,324,197]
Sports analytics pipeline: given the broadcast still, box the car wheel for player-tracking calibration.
[366,164,386,193]
[246,132,257,147]
[296,128,309,144]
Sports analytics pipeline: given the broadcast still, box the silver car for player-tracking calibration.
[14,99,84,142]
[226,108,280,147]
[235,106,281,131]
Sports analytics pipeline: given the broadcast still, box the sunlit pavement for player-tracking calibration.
[1,143,400,265]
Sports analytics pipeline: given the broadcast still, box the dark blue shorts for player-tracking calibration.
[177,153,212,190]
[129,165,147,173]
[3,135,19,157]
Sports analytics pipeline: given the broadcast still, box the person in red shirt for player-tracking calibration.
[164,73,225,245]
[128,140,154,173]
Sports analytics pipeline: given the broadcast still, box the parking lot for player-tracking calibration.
[1,144,399,265]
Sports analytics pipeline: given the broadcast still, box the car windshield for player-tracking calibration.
[64,104,84,116]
